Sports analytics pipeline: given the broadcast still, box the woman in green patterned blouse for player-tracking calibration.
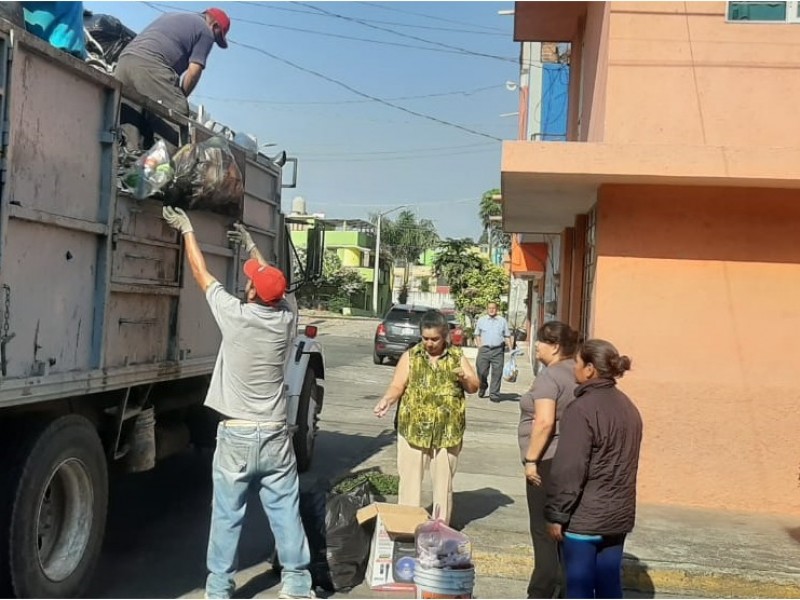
[374,309,480,525]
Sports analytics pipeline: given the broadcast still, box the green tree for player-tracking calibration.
[432,238,484,299]
[456,261,509,321]
[296,248,366,309]
[372,210,439,287]
[478,188,510,253]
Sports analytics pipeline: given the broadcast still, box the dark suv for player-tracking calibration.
[373,304,432,364]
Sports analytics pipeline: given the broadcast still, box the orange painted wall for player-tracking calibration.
[600,2,800,146]
[592,184,800,514]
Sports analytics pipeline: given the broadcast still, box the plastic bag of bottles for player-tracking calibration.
[415,513,472,569]
[163,136,244,216]
[121,139,174,199]
[503,348,523,383]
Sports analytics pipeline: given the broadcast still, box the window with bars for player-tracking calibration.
[580,206,597,339]
[727,1,800,22]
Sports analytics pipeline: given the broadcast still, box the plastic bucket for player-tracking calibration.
[414,564,475,599]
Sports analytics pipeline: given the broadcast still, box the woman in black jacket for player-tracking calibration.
[544,339,643,599]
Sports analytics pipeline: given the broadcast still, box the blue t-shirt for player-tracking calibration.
[475,314,511,348]
[121,12,214,75]
[22,1,86,58]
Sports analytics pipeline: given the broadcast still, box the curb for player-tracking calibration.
[471,549,800,598]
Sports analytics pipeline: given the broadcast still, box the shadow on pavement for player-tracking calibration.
[623,553,656,599]
[493,392,521,403]
[451,487,515,531]
[787,526,800,545]
[89,429,396,599]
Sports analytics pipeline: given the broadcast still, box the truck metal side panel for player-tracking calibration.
[0,25,284,409]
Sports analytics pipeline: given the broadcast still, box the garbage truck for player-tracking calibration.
[0,21,326,598]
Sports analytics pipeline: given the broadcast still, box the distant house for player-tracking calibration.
[289,216,393,314]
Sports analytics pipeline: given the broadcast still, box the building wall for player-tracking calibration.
[591,184,800,513]
[600,2,800,146]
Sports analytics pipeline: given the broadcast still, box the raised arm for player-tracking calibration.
[163,207,216,291]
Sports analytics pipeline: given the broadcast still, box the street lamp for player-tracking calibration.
[373,205,408,316]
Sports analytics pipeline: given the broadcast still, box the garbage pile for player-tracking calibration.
[83,10,136,73]
[414,513,475,599]
[120,136,244,216]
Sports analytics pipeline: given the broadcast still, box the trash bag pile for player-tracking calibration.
[120,136,244,216]
[83,10,136,73]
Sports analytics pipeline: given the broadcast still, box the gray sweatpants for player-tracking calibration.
[115,53,190,116]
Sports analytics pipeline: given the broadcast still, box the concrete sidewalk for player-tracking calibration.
[353,349,800,598]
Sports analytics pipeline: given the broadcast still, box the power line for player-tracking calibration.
[301,147,497,163]
[149,2,498,58]
[194,84,502,106]
[301,141,496,157]
[356,1,508,33]
[228,40,503,141]
[292,2,516,64]
[141,2,504,140]
[244,2,508,37]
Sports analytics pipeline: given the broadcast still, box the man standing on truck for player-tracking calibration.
[115,8,230,115]
[161,206,314,600]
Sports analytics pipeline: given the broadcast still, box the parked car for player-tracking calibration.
[447,314,464,347]
[373,304,432,364]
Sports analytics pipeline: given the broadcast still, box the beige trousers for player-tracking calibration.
[397,434,461,525]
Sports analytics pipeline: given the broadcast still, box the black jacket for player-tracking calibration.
[544,378,643,535]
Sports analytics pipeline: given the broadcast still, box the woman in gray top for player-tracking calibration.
[518,321,579,598]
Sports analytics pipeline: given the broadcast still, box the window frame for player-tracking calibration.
[726,1,800,23]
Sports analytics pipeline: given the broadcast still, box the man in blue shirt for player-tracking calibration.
[115,8,230,115]
[474,301,513,403]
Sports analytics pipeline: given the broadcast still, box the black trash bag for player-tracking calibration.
[324,482,373,591]
[163,136,244,216]
[83,11,136,66]
[272,480,373,593]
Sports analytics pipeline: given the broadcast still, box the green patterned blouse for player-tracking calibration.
[397,343,466,449]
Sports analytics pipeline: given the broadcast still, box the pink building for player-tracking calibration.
[501,1,800,514]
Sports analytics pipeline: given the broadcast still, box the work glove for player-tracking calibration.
[226,222,256,253]
[162,206,194,235]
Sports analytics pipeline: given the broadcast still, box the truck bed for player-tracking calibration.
[0,22,284,408]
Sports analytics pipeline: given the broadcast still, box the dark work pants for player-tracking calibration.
[476,345,504,400]
[115,53,189,152]
[562,534,626,599]
[526,460,563,598]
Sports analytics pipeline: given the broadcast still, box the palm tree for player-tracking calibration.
[478,188,510,254]
[371,210,439,293]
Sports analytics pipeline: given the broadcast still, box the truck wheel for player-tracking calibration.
[293,369,320,473]
[372,350,384,365]
[1,415,108,598]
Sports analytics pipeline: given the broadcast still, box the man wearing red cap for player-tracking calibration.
[162,206,314,600]
[115,8,230,115]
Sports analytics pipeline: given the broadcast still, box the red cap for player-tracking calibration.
[204,8,230,49]
[243,259,286,304]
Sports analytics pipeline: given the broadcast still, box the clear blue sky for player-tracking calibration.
[87,1,519,239]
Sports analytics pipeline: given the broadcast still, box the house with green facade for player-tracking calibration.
[290,217,393,314]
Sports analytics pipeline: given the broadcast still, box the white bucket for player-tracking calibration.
[414,564,475,599]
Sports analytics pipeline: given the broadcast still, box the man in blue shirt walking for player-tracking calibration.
[474,301,513,403]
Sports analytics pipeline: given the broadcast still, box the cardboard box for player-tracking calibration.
[357,502,430,591]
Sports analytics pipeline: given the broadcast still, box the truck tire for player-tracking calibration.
[372,350,384,365]
[293,369,319,473]
[0,415,108,598]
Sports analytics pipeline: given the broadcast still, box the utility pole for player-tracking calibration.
[372,205,408,316]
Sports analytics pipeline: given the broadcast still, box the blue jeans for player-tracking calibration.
[562,533,626,599]
[205,421,312,599]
